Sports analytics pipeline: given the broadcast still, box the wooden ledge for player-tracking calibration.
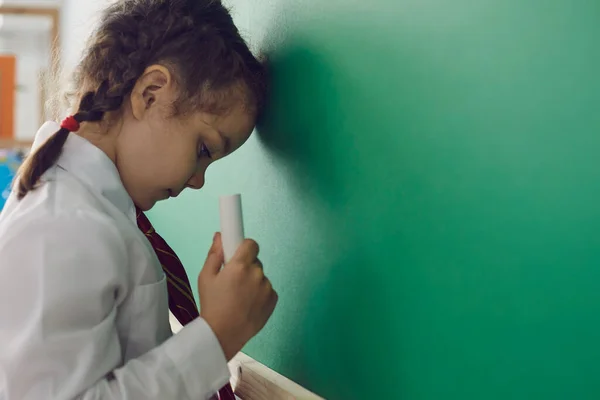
[170,313,324,399]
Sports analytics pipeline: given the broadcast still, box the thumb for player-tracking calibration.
[200,233,224,277]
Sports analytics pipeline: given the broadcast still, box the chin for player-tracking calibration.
[136,204,151,212]
[137,199,156,212]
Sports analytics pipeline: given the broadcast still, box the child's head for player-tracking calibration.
[17,0,267,210]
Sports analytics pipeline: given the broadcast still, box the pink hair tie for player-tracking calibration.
[60,115,80,132]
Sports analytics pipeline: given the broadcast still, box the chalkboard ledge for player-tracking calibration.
[229,352,324,400]
[170,312,323,399]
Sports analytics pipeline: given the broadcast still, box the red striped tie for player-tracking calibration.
[136,208,236,400]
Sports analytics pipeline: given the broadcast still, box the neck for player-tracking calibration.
[75,120,121,164]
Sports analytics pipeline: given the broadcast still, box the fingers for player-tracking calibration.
[248,262,274,301]
[231,239,259,263]
[200,233,224,278]
[221,237,276,315]
[262,277,278,321]
[268,289,279,313]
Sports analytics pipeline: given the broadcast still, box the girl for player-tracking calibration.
[0,1,277,399]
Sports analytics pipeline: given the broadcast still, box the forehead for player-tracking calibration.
[217,103,256,134]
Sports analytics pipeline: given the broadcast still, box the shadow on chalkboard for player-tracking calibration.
[255,39,404,398]
[255,39,357,396]
[255,38,351,207]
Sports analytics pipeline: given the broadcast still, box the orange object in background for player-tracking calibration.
[0,55,16,139]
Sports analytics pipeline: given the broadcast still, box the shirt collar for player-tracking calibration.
[33,121,137,222]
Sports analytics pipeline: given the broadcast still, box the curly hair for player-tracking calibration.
[17,0,266,200]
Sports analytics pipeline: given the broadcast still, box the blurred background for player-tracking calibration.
[0,1,55,208]
[0,0,104,209]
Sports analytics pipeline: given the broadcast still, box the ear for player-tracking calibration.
[129,65,174,121]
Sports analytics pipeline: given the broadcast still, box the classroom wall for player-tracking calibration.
[0,28,49,140]
[150,0,599,399]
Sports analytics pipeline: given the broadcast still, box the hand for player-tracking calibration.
[198,233,278,361]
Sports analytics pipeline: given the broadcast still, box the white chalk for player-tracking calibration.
[219,194,245,263]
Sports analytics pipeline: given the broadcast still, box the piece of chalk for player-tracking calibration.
[219,194,245,263]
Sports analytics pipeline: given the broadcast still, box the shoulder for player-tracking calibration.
[2,173,126,246]
[0,205,128,266]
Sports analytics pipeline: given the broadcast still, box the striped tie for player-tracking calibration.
[136,208,236,400]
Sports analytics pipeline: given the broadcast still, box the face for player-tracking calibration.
[114,66,256,211]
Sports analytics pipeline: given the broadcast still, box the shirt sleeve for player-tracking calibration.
[0,211,230,400]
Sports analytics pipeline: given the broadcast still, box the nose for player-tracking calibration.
[186,170,206,190]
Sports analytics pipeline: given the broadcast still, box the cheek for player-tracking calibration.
[169,154,199,184]
[176,149,213,187]
[154,135,198,182]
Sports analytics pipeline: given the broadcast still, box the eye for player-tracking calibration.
[199,143,212,159]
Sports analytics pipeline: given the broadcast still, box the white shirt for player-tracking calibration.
[0,122,230,399]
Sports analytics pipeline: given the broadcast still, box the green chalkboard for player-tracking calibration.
[149,0,600,398]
